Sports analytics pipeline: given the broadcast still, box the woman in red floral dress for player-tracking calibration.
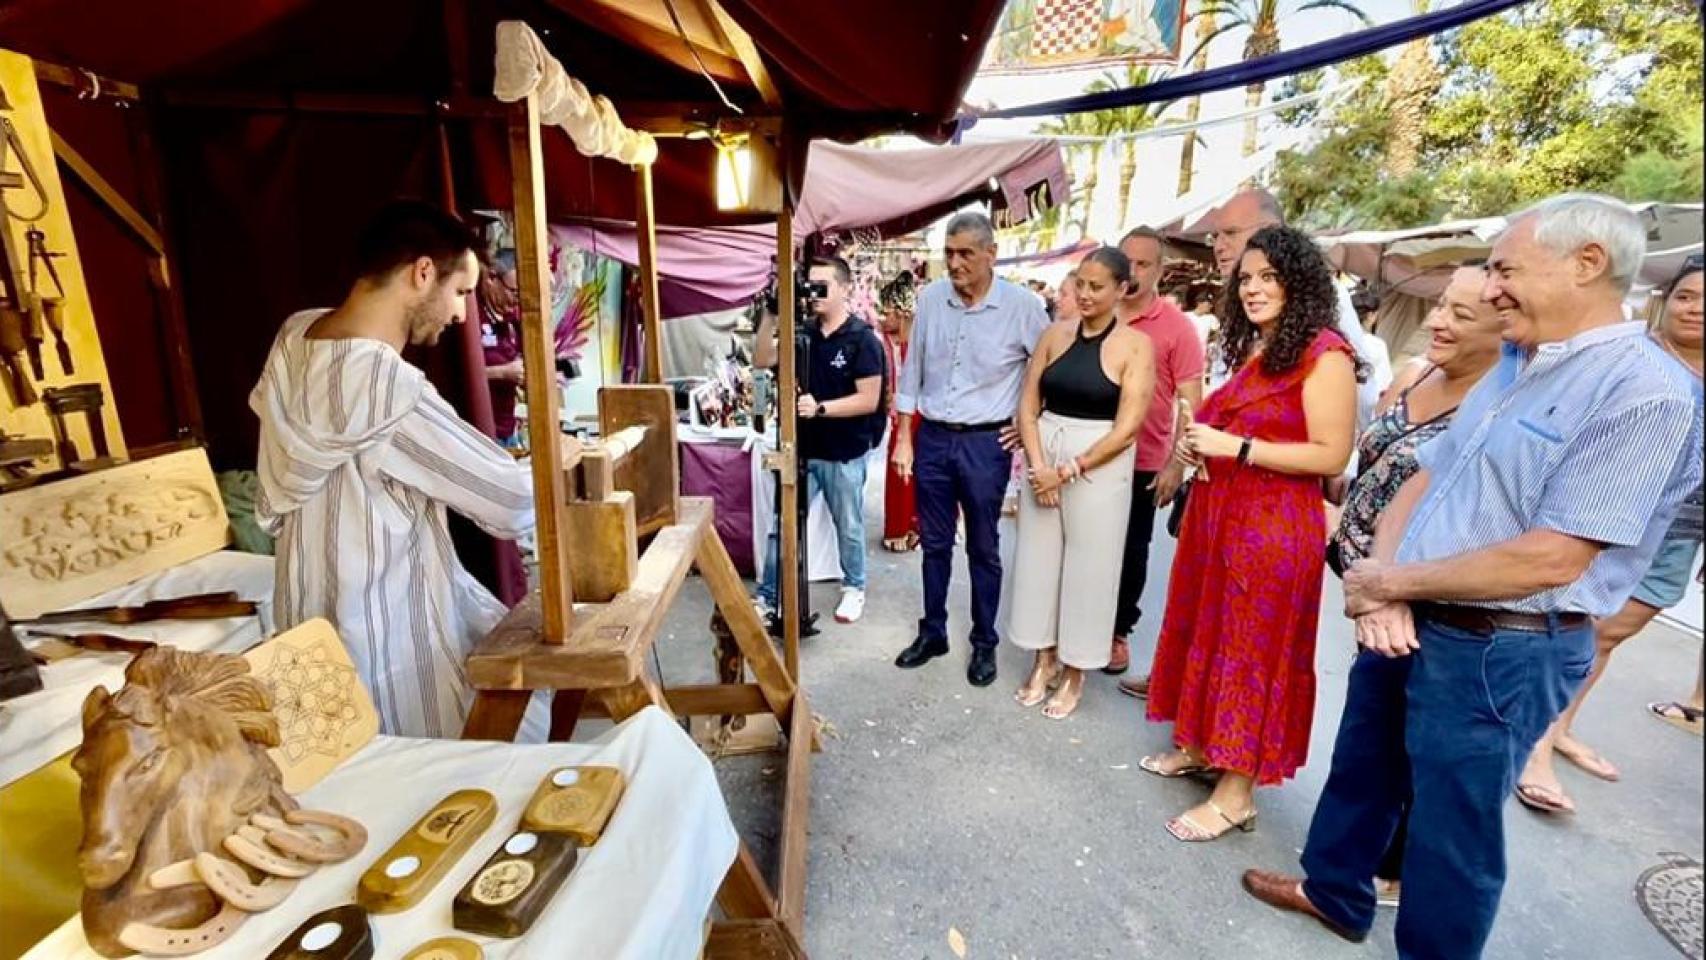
[1143,226,1361,842]
[878,273,920,551]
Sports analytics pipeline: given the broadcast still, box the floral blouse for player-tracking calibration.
[1329,368,1455,569]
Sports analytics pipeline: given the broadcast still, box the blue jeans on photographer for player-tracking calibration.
[758,457,868,609]
[1299,612,1594,959]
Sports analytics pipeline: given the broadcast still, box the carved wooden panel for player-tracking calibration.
[0,447,230,618]
[245,618,379,794]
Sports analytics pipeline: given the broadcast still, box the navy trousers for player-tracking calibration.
[1300,615,1594,959]
[913,421,1011,649]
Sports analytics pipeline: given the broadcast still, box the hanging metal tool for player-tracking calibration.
[0,81,50,406]
[26,227,70,374]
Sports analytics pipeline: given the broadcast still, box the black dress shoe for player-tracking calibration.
[967,647,997,687]
[894,636,949,669]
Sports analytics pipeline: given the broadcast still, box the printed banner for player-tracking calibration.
[982,0,1186,73]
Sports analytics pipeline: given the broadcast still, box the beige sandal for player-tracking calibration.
[1166,801,1257,843]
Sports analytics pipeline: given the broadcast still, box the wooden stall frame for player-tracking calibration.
[463,90,813,959]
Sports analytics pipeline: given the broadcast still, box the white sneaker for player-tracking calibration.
[834,588,866,624]
[753,596,776,622]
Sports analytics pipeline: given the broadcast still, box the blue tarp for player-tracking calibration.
[977,0,1532,120]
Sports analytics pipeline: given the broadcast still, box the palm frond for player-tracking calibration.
[1182,18,1253,64]
[1296,0,1374,26]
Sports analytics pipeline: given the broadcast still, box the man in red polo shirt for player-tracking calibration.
[1108,226,1205,678]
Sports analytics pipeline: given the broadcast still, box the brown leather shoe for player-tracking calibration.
[1103,636,1131,675]
[1240,869,1368,944]
[1117,674,1151,699]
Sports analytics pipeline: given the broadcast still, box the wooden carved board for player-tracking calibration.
[0,447,229,618]
[245,618,379,793]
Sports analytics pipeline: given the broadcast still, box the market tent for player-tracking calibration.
[0,0,1007,464]
[546,137,1070,315]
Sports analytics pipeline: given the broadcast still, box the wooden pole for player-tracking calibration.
[634,163,664,383]
[509,97,575,642]
[775,203,800,680]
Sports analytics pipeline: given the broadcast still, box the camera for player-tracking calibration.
[761,265,829,316]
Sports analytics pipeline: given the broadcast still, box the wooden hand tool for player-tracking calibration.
[401,937,484,960]
[356,789,497,914]
[520,766,626,845]
[265,903,373,960]
[451,829,579,938]
[27,630,157,665]
[20,591,256,626]
[0,303,35,405]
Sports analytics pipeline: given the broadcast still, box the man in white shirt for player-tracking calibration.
[252,201,535,738]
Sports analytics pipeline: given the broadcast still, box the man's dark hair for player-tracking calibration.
[811,255,854,287]
[354,200,480,284]
[1119,225,1165,248]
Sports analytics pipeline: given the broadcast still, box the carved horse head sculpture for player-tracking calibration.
[74,646,294,957]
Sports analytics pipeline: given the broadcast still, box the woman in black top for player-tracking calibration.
[1009,246,1156,719]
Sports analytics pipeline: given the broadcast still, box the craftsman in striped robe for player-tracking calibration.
[252,307,535,738]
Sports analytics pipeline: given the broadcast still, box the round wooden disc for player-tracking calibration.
[401,936,484,960]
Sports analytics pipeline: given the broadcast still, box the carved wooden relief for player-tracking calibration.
[244,619,379,794]
[0,448,230,618]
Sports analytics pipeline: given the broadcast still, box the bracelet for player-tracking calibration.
[1237,437,1253,465]
[1074,455,1088,478]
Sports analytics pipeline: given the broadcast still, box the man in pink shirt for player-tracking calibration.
[1108,227,1205,677]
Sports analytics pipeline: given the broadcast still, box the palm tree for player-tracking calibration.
[1085,65,1173,222]
[1381,0,1440,177]
[1177,8,1218,196]
[1039,108,1119,238]
[1186,0,1373,157]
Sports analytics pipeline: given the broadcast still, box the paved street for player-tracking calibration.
[656,494,1704,959]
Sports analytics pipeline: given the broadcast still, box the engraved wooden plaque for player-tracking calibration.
[0,447,230,618]
[245,618,380,794]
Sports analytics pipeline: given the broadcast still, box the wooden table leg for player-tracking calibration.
[460,690,530,741]
[549,689,587,742]
[716,843,778,921]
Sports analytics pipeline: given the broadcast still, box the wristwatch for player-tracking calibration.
[1237,436,1253,464]
[813,400,827,418]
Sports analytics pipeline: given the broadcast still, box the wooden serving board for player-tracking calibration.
[0,447,229,618]
[245,618,379,793]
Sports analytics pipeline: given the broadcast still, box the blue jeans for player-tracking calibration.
[759,457,868,607]
[1300,614,1594,959]
[914,421,1010,649]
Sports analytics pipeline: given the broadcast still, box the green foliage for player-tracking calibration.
[1272,0,1703,229]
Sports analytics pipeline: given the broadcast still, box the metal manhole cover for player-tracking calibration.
[1638,853,1704,959]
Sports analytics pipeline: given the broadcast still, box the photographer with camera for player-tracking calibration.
[753,255,887,625]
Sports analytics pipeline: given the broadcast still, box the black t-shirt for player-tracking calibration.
[799,316,885,463]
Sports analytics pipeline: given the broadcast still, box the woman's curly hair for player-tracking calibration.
[1219,225,1364,380]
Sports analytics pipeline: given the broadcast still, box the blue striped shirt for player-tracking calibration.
[1397,322,1702,617]
[895,277,1050,425]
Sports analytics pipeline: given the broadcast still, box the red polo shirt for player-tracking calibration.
[1125,296,1205,472]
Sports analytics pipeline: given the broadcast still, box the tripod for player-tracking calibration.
[769,306,820,639]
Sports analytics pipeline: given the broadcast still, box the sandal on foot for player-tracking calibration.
[1515,782,1575,815]
[1139,753,1209,779]
[1042,686,1082,721]
[1649,700,1705,735]
[1014,666,1061,708]
[1166,801,1257,842]
[1555,738,1620,782]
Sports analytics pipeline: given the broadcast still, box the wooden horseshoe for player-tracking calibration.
[225,832,316,879]
[253,809,367,863]
[196,852,300,912]
[117,902,247,956]
[147,859,203,891]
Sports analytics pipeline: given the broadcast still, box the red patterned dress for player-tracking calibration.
[1147,329,1353,785]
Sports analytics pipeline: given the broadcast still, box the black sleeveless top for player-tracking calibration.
[1039,319,1121,420]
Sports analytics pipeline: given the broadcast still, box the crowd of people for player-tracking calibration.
[762,191,1702,958]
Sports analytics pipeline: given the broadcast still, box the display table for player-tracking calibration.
[0,551,277,789]
[678,426,846,586]
[24,706,736,960]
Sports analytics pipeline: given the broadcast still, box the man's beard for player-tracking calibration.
[405,298,446,346]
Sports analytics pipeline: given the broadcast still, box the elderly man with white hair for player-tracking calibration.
[1242,194,1703,959]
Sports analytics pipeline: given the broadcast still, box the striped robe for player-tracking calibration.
[252,310,535,737]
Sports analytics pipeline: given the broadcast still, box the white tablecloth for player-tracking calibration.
[25,706,737,960]
[0,551,277,788]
